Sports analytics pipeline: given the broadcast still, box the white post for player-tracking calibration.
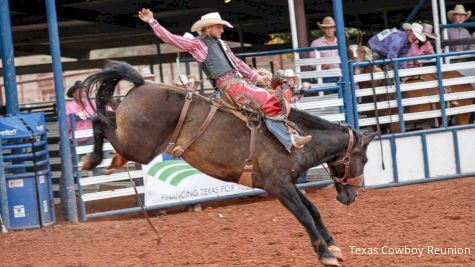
[287,0,300,68]
[438,0,450,63]
[431,0,442,55]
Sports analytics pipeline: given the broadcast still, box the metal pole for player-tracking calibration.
[438,0,449,53]
[404,0,427,23]
[0,143,10,231]
[332,0,355,126]
[435,57,448,127]
[45,0,78,223]
[431,0,443,54]
[0,0,19,114]
[287,0,300,64]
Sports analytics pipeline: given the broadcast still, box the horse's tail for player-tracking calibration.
[80,61,144,171]
[83,61,145,118]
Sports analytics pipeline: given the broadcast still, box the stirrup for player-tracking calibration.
[171,146,184,158]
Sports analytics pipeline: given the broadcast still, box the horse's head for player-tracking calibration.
[346,32,374,75]
[327,129,376,205]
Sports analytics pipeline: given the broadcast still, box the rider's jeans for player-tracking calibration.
[264,118,292,152]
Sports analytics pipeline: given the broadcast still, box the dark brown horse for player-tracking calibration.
[81,62,375,266]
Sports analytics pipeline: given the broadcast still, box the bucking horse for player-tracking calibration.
[81,61,375,266]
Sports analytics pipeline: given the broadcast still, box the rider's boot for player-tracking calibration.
[290,131,312,148]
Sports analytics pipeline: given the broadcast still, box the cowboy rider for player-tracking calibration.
[138,9,312,151]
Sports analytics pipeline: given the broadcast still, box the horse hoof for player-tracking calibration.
[328,245,344,261]
[81,157,91,171]
[320,257,341,267]
[102,169,114,175]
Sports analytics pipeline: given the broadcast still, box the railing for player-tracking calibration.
[349,49,475,132]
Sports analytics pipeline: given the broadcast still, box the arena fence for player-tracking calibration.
[71,47,475,219]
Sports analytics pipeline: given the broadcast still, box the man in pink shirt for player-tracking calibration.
[138,9,311,151]
[406,23,436,68]
[309,16,339,83]
[65,81,96,145]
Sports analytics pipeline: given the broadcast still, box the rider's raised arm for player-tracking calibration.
[225,43,259,83]
[148,20,208,62]
[139,8,207,62]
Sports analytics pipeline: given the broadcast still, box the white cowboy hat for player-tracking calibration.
[402,22,412,31]
[405,23,427,42]
[141,67,155,78]
[174,74,201,87]
[191,12,233,32]
[447,5,472,22]
[275,69,301,83]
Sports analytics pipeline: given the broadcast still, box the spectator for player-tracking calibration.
[309,16,339,83]
[447,5,472,52]
[65,81,96,146]
[407,23,436,67]
[173,74,201,91]
[368,23,426,69]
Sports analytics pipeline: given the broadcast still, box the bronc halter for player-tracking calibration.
[326,128,363,187]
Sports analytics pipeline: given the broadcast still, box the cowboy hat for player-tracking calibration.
[67,80,83,98]
[317,16,336,28]
[275,69,301,83]
[191,12,233,32]
[422,23,436,40]
[405,23,427,42]
[402,22,412,31]
[447,5,471,22]
[174,74,201,87]
[141,67,155,78]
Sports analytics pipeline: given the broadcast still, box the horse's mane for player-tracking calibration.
[289,108,347,132]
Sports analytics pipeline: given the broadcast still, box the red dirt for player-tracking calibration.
[1,177,474,267]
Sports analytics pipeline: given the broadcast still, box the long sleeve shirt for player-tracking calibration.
[368,30,411,68]
[148,19,259,83]
[309,36,339,69]
[65,100,96,141]
[407,41,435,57]
[447,27,471,52]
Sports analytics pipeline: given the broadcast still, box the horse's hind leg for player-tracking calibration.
[296,188,343,261]
[82,117,107,171]
[273,184,340,266]
[102,153,129,175]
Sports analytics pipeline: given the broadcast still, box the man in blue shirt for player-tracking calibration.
[368,23,426,68]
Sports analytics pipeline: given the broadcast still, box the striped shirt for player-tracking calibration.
[149,19,259,83]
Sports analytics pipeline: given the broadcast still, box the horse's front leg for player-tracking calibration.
[296,188,343,261]
[271,184,341,266]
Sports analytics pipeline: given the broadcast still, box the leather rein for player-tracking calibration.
[327,128,363,187]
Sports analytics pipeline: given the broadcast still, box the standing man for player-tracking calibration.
[368,23,427,69]
[138,9,311,152]
[309,16,339,83]
[447,5,472,52]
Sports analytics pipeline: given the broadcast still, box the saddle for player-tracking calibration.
[165,85,262,188]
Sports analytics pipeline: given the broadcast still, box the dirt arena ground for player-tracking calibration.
[1,177,474,267]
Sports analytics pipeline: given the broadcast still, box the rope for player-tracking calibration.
[127,164,161,244]
[370,61,386,170]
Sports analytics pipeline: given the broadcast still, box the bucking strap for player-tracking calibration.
[238,122,259,188]
[172,106,218,158]
[166,92,193,153]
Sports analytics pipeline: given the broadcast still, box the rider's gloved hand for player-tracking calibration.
[138,8,154,23]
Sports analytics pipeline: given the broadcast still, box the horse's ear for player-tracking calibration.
[362,131,377,145]
[356,31,363,46]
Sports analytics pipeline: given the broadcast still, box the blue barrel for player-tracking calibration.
[0,112,55,230]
